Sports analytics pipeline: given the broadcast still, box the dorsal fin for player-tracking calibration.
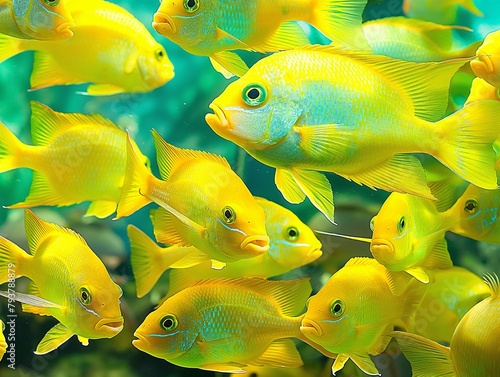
[484,273,499,298]
[151,129,230,181]
[345,257,381,268]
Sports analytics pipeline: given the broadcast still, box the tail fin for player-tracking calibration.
[311,0,370,50]
[0,236,30,284]
[0,34,25,63]
[115,133,153,219]
[0,122,27,173]
[435,100,500,190]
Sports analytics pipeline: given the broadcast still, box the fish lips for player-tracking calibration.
[206,103,230,130]
[153,13,176,34]
[300,318,323,337]
[240,235,270,255]
[132,331,150,350]
[55,22,75,39]
[95,317,124,336]
[370,239,396,264]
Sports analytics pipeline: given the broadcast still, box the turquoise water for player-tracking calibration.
[0,0,499,376]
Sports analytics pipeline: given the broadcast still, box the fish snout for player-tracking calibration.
[55,22,75,39]
[132,331,150,350]
[153,13,176,34]
[206,104,230,130]
[300,318,323,337]
[370,239,395,265]
[240,235,270,255]
[95,317,124,337]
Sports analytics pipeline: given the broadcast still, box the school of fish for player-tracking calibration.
[0,0,499,376]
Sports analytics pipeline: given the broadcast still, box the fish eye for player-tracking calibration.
[369,216,375,231]
[222,206,236,224]
[79,287,92,306]
[160,314,178,331]
[43,0,60,6]
[183,0,199,12]
[330,299,344,317]
[464,199,478,214]
[285,226,300,241]
[397,216,405,233]
[155,48,165,62]
[242,84,267,106]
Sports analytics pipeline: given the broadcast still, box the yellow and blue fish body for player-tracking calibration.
[0,210,123,354]
[393,273,500,376]
[0,0,74,40]
[133,277,314,373]
[153,0,369,77]
[414,267,490,344]
[300,257,428,375]
[117,130,269,266]
[0,101,149,218]
[402,0,482,25]
[206,45,500,223]
[471,29,500,89]
[0,0,174,95]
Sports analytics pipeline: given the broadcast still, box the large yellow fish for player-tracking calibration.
[402,0,482,25]
[129,196,322,298]
[0,0,174,95]
[0,320,5,361]
[414,267,490,344]
[116,130,269,267]
[206,45,500,223]
[471,29,500,89]
[133,277,326,373]
[0,101,149,218]
[393,273,500,376]
[0,0,74,40]
[0,210,123,354]
[300,257,427,375]
[153,0,369,77]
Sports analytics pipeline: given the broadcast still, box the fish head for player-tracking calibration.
[206,58,302,150]
[137,43,175,90]
[133,294,198,361]
[256,197,322,268]
[370,193,415,271]
[471,31,500,88]
[12,0,75,40]
[153,0,217,48]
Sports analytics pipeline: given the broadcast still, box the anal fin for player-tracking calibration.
[253,339,303,368]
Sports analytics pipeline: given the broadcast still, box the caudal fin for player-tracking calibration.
[0,236,30,284]
[312,0,370,50]
[0,122,27,173]
[435,100,500,190]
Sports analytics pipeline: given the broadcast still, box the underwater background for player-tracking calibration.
[0,0,499,376]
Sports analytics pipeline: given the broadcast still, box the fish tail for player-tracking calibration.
[0,121,27,173]
[115,134,153,219]
[435,100,500,190]
[311,0,370,50]
[0,34,26,63]
[128,225,169,298]
[390,331,454,377]
[0,236,29,284]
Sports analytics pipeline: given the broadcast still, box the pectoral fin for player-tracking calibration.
[85,200,117,218]
[332,353,350,374]
[86,84,125,96]
[421,238,453,270]
[257,21,310,52]
[405,267,430,284]
[35,323,75,355]
[151,206,203,246]
[275,168,306,203]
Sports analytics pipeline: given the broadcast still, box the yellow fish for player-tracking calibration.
[116,130,269,267]
[153,0,369,77]
[0,0,174,95]
[129,196,322,298]
[464,77,500,105]
[300,257,427,376]
[0,320,5,361]
[0,0,74,40]
[471,29,500,89]
[393,273,500,377]
[0,210,123,354]
[133,277,326,373]
[362,17,479,62]
[0,101,149,218]
[402,0,482,25]
[206,45,500,223]
[415,267,490,344]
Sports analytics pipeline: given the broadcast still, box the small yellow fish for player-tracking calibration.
[133,277,320,373]
[0,320,6,361]
[402,0,482,25]
[153,0,369,77]
[0,101,149,218]
[471,29,500,89]
[0,210,123,354]
[0,0,174,95]
[116,130,269,266]
[128,196,322,298]
[415,267,490,344]
[300,257,427,376]
[0,0,74,40]
[206,45,500,223]
[362,17,479,62]
[393,273,500,376]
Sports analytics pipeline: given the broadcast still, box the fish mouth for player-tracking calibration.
[132,331,150,349]
[153,12,176,34]
[370,239,395,264]
[471,54,494,76]
[300,318,323,337]
[206,104,230,130]
[240,235,270,254]
[307,246,323,259]
[55,21,75,38]
[95,317,124,335]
